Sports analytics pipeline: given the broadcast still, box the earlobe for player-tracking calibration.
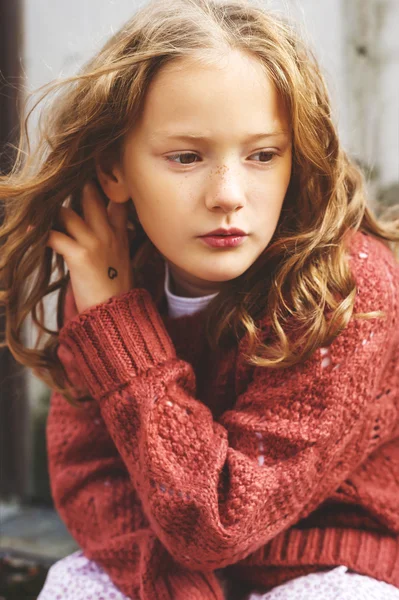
[95,162,129,204]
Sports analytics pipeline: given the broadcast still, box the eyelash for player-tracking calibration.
[165,151,278,166]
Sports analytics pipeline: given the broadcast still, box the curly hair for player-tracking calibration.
[0,0,398,405]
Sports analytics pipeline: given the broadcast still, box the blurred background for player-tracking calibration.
[0,0,398,597]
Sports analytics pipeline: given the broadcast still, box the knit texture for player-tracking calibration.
[47,230,399,600]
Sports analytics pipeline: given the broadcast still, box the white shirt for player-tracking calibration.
[164,261,219,318]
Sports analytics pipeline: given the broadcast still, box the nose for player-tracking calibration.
[205,165,245,214]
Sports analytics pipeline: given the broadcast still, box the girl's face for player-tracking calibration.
[107,50,292,297]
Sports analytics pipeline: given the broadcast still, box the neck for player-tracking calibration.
[168,263,220,298]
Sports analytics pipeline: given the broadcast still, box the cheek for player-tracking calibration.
[136,176,192,222]
[262,167,291,202]
[134,191,184,240]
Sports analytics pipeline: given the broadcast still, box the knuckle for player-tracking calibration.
[87,236,102,252]
[95,230,114,248]
[72,246,91,263]
[84,231,103,251]
[103,232,114,247]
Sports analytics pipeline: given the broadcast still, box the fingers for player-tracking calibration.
[82,180,129,237]
[38,180,130,261]
[107,199,129,231]
[58,205,95,246]
[81,180,112,238]
[46,229,80,259]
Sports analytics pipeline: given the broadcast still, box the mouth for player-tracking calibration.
[203,233,247,237]
[198,233,248,248]
[199,228,248,237]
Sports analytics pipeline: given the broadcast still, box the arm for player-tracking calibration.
[57,237,399,572]
[47,295,225,599]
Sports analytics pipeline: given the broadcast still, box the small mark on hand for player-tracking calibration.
[108,267,118,279]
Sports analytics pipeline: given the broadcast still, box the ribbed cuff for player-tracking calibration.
[234,526,399,590]
[58,288,177,399]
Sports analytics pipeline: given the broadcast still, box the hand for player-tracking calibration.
[45,180,134,314]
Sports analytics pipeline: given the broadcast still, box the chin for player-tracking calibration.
[198,268,246,283]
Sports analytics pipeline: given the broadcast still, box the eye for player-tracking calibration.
[165,151,277,165]
[251,151,276,163]
[166,152,199,165]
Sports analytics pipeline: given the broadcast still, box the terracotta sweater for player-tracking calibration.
[46,230,399,600]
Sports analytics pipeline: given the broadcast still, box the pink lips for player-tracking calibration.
[199,234,248,248]
[198,227,248,248]
[200,227,247,237]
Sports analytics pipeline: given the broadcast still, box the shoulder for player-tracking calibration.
[248,230,399,367]
[318,230,399,374]
[345,229,399,317]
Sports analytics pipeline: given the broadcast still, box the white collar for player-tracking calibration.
[164,261,219,318]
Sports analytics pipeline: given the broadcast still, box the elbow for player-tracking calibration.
[147,490,250,571]
[157,529,244,571]
[170,543,244,572]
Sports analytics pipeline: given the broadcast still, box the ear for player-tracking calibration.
[95,160,129,204]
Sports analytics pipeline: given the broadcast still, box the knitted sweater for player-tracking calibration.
[46,229,399,600]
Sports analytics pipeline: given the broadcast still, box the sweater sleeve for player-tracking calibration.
[57,237,399,571]
[46,389,225,600]
[47,285,226,600]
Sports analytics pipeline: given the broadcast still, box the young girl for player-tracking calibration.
[1,0,398,598]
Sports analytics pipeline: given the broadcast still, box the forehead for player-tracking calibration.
[133,50,289,140]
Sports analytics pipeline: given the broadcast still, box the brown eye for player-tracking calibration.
[167,152,199,165]
[252,151,276,163]
[166,151,277,166]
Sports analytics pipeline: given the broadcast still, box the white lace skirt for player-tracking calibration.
[37,549,399,600]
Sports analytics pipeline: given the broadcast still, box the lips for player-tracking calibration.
[200,228,247,237]
[199,234,247,248]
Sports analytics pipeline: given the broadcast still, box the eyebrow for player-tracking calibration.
[149,130,290,142]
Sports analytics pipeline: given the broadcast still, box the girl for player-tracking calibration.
[0,0,398,598]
